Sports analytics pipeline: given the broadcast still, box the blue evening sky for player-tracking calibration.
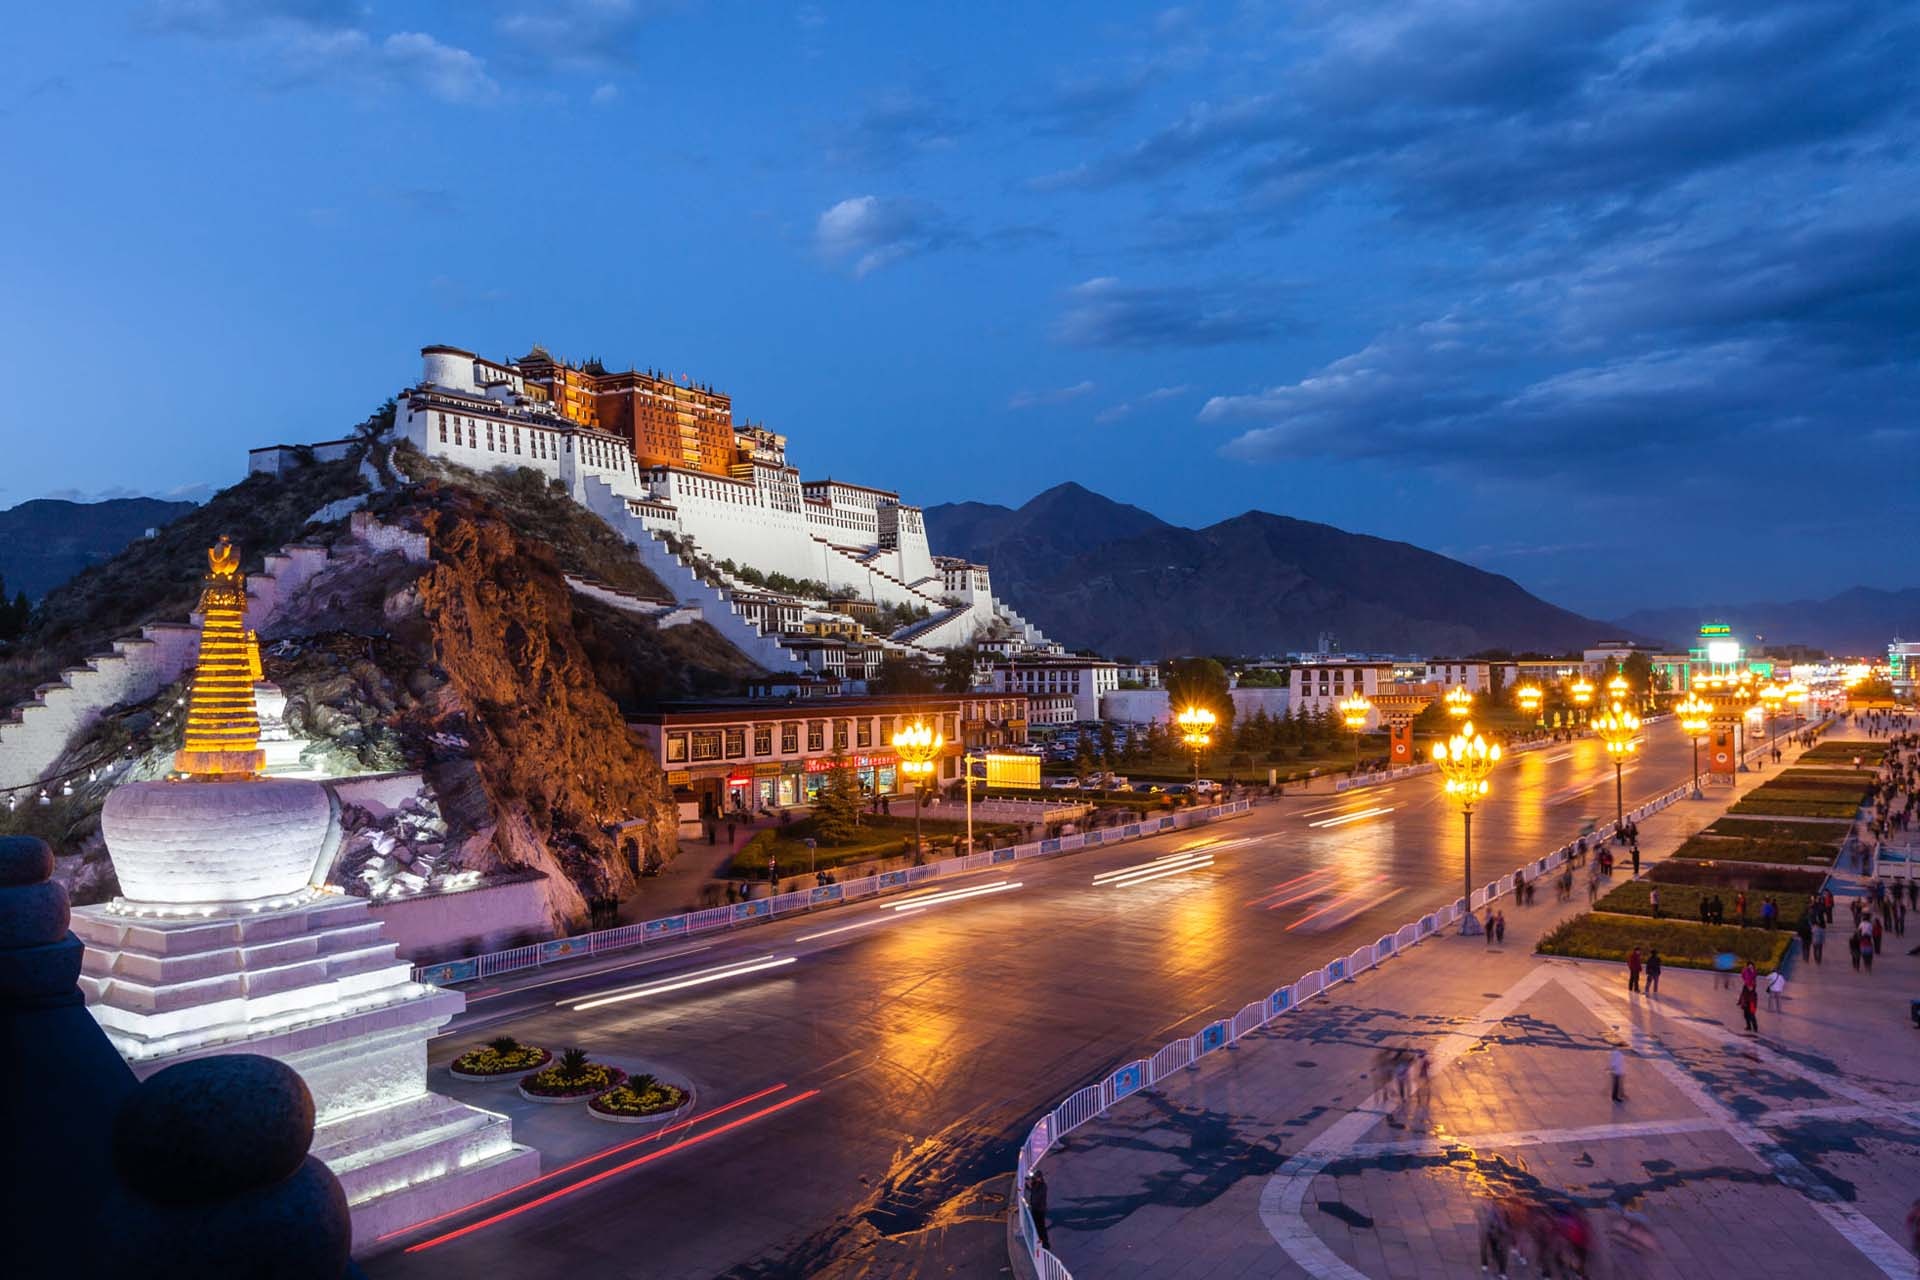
[3,1,1915,617]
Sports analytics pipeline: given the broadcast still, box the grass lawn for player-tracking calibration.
[1538,912,1794,970]
[1595,879,1810,928]
[731,814,1023,878]
[1779,768,1877,784]
[1648,860,1828,893]
[1671,834,1838,866]
[1727,796,1861,819]
[1705,817,1846,843]
[1745,781,1869,799]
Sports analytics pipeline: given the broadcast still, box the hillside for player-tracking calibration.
[1615,587,1920,655]
[0,496,199,601]
[925,484,1614,657]
[1,443,760,932]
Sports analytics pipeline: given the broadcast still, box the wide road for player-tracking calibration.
[368,720,1729,1280]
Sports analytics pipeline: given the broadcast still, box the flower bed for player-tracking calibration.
[1538,912,1793,971]
[1671,835,1839,866]
[589,1073,690,1123]
[1727,796,1861,819]
[1704,817,1845,844]
[519,1049,626,1101]
[450,1038,552,1079]
[1595,880,1810,928]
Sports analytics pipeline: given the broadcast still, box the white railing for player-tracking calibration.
[410,800,1256,986]
[1009,774,1711,1280]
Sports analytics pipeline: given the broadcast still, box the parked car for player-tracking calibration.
[1052,778,1082,790]
[1192,779,1220,794]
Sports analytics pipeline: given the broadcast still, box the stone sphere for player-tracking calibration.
[0,834,55,885]
[115,1055,316,1204]
[103,779,331,905]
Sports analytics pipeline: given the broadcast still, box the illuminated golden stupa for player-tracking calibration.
[174,536,266,779]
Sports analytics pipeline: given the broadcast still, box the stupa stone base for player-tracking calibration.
[75,893,539,1252]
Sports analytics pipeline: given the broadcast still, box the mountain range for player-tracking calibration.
[1612,589,1920,656]
[923,483,1621,658]
[0,497,199,602]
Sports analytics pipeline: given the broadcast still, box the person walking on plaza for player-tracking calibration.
[1812,920,1825,964]
[1026,1168,1050,1252]
[1627,946,1642,994]
[1736,890,1748,926]
[1738,983,1759,1033]
[1849,927,1863,970]
[1645,949,1662,996]
[1609,1045,1627,1103]
[1495,911,1506,944]
[1648,885,1661,918]
[1486,909,1496,945]
[1797,916,1813,959]
[1766,969,1786,1012]
[1860,925,1875,973]
[1871,916,1884,956]
[1630,839,1640,878]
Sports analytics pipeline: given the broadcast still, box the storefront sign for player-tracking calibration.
[667,771,692,787]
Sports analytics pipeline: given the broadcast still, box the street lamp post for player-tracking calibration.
[1175,705,1216,784]
[1590,702,1641,831]
[1759,682,1786,755]
[1516,684,1543,727]
[1676,694,1711,799]
[891,720,942,858]
[1338,693,1372,774]
[1433,720,1500,934]
[1443,685,1473,720]
[1569,678,1594,736]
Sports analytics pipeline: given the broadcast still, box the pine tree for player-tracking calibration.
[812,751,864,845]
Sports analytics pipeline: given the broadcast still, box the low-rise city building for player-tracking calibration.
[990,656,1120,722]
[1288,660,1396,722]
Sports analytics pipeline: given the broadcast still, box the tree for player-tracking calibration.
[869,656,938,694]
[940,646,980,693]
[1165,656,1234,738]
[0,575,28,643]
[812,751,864,845]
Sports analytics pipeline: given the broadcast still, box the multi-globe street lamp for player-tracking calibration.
[1569,677,1595,730]
[1443,685,1473,719]
[1175,705,1216,784]
[1676,693,1712,798]
[1515,684,1543,725]
[1590,702,1641,830]
[1338,693,1372,773]
[1758,681,1786,751]
[891,720,942,856]
[1433,720,1500,934]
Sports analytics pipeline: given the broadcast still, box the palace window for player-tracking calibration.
[753,726,773,756]
[690,729,723,762]
[856,719,872,748]
[807,721,824,752]
[664,732,688,764]
[438,413,447,443]
[781,722,798,754]
[724,727,746,759]
[833,720,849,750]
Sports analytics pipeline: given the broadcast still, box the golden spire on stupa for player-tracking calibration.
[174,537,266,780]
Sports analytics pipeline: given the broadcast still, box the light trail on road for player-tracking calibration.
[562,955,797,1011]
[1307,805,1395,828]
[888,880,1022,912]
[1096,852,1215,888]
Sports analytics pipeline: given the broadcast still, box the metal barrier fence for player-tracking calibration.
[410,800,1256,987]
[1009,774,1713,1279]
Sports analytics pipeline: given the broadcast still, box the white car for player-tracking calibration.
[1051,778,1082,790]
[1191,779,1220,793]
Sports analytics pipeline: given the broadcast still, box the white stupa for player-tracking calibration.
[70,539,537,1250]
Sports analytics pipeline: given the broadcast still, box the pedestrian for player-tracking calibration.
[1630,841,1641,878]
[1872,916,1884,956]
[1738,984,1759,1033]
[1765,970,1786,1012]
[1812,920,1826,964]
[1648,885,1660,918]
[1495,911,1507,944]
[1026,1168,1050,1251]
[1480,1202,1513,1278]
[1736,891,1748,926]
[1485,909,1496,944]
[727,821,736,845]
[1861,927,1875,973]
[1849,928,1862,970]
[1627,946,1642,994]
[1699,896,1712,926]
[1741,960,1757,996]
[1761,897,1777,930]
[1609,1044,1627,1103]
[1645,949,1662,996]
[1587,868,1599,905]
[1797,917,1813,959]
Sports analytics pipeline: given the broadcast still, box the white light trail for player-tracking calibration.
[1307,805,1395,829]
[1103,856,1215,888]
[1093,851,1212,884]
[889,880,1023,912]
[794,916,903,943]
[562,955,796,1011]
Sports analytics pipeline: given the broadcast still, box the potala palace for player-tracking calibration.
[253,344,1058,675]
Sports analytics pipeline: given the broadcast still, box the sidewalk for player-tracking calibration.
[1042,737,1920,1280]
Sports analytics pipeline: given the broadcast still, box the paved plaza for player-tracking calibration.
[1045,756,1920,1279]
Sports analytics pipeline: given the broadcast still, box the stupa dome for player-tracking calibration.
[103,779,332,906]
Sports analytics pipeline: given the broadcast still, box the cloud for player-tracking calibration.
[591,82,620,106]
[381,33,498,103]
[495,0,679,72]
[1095,384,1191,423]
[825,88,966,168]
[1008,382,1095,411]
[814,196,956,276]
[1053,277,1283,349]
[141,0,363,37]
[43,482,214,503]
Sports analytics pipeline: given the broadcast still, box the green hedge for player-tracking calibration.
[1779,768,1877,785]
[1648,860,1828,892]
[1538,912,1794,970]
[1745,783,1868,801]
[1799,741,1884,764]
[1595,880,1810,927]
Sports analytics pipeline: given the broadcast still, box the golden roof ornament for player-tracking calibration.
[174,537,265,780]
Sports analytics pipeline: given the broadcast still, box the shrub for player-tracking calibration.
[1648,861,1827,893]
[1596,880,1810,928]
[1704,818,1844,844]
[1538,912,1794,970]
[522,1049,624,1097]
[1727,797,1860,819]
[452,1039,551,1076]
[590,1076,688,1118]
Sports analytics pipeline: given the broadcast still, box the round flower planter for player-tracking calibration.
[517,1066,626,1104]
[588,1085,696,1126]
[449,1047,553,1081]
